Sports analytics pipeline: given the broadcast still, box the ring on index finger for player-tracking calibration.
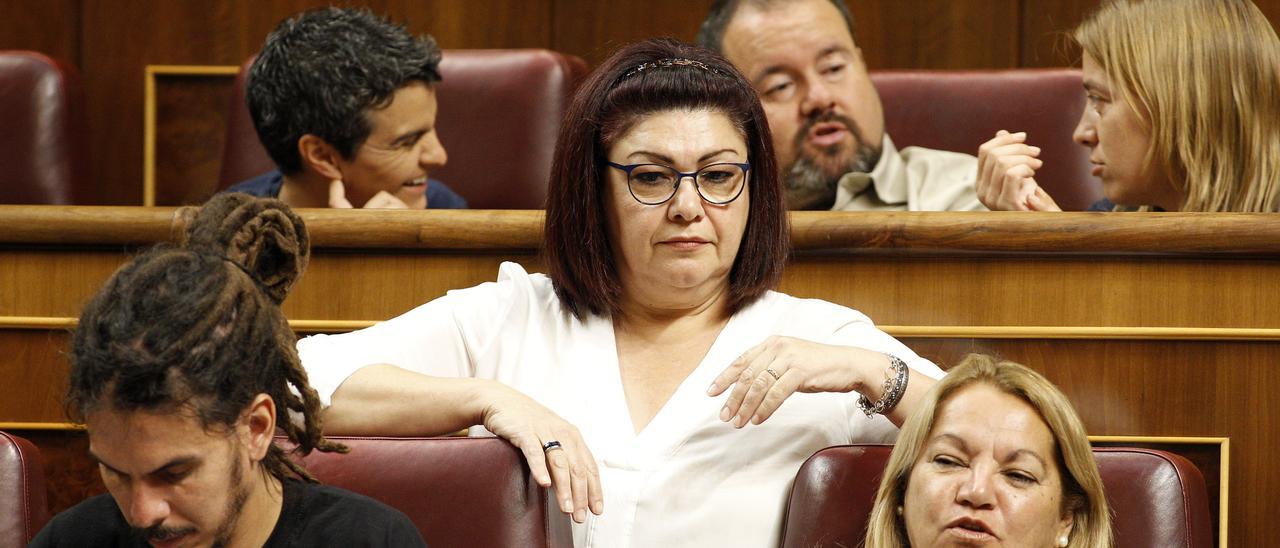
[542,440,563,453]
[765,368,781,381]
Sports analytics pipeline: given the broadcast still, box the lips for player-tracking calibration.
[402,175,428,187]
[806,122,848,147]
[944,517,997,542]
[147,531,190,548]
[660,236,711,251]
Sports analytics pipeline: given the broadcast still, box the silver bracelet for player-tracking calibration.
[857,354,909,417]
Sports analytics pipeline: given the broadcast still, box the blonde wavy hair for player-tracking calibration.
[1075,0,1280,212]
[864,354,1112,548]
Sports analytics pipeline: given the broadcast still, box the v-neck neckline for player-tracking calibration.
[589,307,748,461]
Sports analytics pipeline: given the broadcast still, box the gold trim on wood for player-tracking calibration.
[0,422,84,431]
[142,65,240,207]
[1090,435,1229,547]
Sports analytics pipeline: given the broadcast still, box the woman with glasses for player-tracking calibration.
[298,37,943,547]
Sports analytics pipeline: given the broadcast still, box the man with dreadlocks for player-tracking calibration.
[30,194,425,547]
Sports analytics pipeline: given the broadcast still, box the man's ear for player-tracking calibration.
[297,134,344,181]
[241,393,277,462]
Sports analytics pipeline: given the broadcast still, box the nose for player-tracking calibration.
[125,482,171,528]
[666,174,705,223]
[800,77,836,117]
[419,131,448,169]
[1073,108,1097,148]
[955,469,996,509]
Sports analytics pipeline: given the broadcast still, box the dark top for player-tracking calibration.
[29,479,427,547]
[226,171,468,209]
[1087,198,1165,211]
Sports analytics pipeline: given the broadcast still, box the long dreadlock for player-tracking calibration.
[67,193,347,482]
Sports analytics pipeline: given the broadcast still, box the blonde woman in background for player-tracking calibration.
[864,354,1112,548]
[976,0,1280,212]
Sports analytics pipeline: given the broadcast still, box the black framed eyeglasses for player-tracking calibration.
[606,162,751,205]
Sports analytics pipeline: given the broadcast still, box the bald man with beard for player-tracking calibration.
[698,0,985,211]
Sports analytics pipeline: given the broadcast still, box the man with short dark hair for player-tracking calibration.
[228,7,466,210]
[698,0,984,211]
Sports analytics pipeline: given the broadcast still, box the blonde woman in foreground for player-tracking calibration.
[977,0,1280,212]
[865,354,1112,548]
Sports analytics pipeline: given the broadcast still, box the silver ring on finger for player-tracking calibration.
[542,440,563,453]
[764,368,781,381]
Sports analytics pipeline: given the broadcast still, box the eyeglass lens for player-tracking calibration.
[627,163,746,204]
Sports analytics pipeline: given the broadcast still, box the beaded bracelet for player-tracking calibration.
[857,354,909,417]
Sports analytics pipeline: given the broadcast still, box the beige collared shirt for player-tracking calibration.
[832,135,986,211]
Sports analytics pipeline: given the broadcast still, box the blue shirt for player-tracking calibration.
[226,171,468,209]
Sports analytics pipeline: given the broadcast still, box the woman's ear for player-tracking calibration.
[1055,510,1075,547]
[241,393,277,462]
[297,134,345,181]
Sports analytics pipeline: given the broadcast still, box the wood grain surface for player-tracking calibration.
[1,206,1274,544]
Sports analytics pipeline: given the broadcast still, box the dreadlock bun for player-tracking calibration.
[68,193,344,483]
[185,192,310,304]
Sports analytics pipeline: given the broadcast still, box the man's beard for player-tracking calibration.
[132,453,251,548]
[783,112,881,210]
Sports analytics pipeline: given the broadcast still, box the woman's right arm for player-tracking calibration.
[322,364,490,435]
[323,364,604,523]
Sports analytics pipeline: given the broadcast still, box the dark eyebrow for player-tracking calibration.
[626,149,742,165]
[88,450,201,478]
[753,44,852,86]
[815,45,852,60]
[390,128,428,147]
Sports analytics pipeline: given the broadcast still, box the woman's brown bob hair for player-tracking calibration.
[544,37,788,319]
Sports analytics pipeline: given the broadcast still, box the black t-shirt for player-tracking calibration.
[30,479,426,547]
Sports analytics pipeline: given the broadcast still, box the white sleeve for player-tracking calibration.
[297,263,533,407]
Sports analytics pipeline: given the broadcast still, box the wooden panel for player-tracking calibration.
[850,0,1020,69]
[1018,0,1096,68]
[154,74,236,206]
[551,0,715,66]
[0,330,72,423]
[1,206,1277,543]
[0,0,80,62]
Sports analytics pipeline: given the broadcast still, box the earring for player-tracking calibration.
[896,505,904,516]
[1057,535,1069,547]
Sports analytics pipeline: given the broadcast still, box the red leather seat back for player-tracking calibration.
[287,436,572,548]
[781,444,1213,548]
[871,69,1101,211]
[0,431,49,547]
[0,52,87,205]
[219,49,587,209]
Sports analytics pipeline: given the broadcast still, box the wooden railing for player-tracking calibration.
[4,206,1276,545]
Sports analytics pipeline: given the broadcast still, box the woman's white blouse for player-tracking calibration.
[299,262,945,548]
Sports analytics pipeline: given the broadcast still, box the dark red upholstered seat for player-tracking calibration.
[0,51,88,205]
[871,69,1101,211]
[285,436,572,548]
[219,49,588,209]
[781,444,1213,548]
[0,431,49,548]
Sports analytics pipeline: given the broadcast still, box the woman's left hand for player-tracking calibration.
[707,336,891,427]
